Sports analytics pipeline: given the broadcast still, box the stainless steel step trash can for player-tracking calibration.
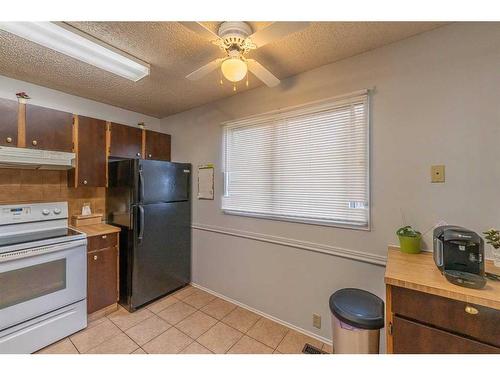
[329,288,384,354]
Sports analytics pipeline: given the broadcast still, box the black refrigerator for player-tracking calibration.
[106,159,191,312]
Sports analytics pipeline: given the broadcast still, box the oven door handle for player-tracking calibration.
[0,239,87,263]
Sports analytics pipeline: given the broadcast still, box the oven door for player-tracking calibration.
[0,239,87,331]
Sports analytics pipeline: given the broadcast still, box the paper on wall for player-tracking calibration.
[198,164,214,200]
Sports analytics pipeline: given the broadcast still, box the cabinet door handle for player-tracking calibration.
[102,235,107,239]
[32,140,38,146]
[83,180,88,185]
[148,154,152,158]
[93,255,98,261]
[6,137,12,143]
[136,152,141,157]
[465,305,479,315]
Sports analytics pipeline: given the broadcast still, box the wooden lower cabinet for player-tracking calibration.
[86,232,119,314]
[387,286,500,354]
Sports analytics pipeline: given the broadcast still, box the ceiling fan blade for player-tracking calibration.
[249,22,310,48]
[179,22,220,41]
[247,59,280,87]
[186,58,224,81]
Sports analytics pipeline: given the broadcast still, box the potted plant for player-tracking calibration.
[483,228,500,267]
[396,225,422,254]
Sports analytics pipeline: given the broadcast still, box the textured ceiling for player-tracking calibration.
[0,22,447,118]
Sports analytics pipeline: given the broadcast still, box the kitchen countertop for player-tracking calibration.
[72,223,121,237]
[385,246,500,310]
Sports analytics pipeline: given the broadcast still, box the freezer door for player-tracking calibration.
[139,160,191,204]
[130,202,191,309]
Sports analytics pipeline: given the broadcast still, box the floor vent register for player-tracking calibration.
[302,343,327,354]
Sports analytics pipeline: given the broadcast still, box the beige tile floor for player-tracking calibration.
[37,285,332,354]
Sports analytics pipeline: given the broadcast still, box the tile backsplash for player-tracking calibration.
[0,169,105,218]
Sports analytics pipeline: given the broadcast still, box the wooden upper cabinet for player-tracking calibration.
[0,98,18,147]
[145,130,171,161]
[109,122,143,159]
[25,104,73,152]
[71,115,107,187]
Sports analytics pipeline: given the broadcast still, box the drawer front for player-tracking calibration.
[393,316,500,354]
[392,286,500,347]
[87,233,117,251]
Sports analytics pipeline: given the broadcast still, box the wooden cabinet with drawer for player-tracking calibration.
[77,225,120,315]
[385,247,500,354]
[390,287,500,353]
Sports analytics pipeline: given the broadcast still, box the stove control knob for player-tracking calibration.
[42,209,50,216]
[54,208,62,215]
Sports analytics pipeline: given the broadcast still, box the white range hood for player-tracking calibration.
[0,146,75,170]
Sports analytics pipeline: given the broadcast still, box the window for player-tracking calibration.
[222,90,370,229]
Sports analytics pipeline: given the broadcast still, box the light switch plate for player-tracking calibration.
[313,313,321,329]
[431,165,445,183]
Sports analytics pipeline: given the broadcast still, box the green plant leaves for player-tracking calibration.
[396,225,421,238]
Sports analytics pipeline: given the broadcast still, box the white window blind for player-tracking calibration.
[222,91,370,229]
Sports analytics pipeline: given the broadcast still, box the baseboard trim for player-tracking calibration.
[191,282,333,346]
[192,223,387,267]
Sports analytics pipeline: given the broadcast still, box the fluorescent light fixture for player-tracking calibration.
[0,22,150,81]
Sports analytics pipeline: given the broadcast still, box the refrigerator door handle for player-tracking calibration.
[138,168,145,203]
[138,205,145,242]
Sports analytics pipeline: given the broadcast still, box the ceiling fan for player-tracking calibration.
[180,21,310,88]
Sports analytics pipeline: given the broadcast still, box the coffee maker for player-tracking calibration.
[433,226,486,289]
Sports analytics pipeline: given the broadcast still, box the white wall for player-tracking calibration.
[160,22,500,344]
[0,75,161,130]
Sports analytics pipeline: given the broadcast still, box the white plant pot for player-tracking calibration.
[492,248,500,267]
[17,98,28,104]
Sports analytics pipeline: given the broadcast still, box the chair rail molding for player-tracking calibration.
[192,223,387,266]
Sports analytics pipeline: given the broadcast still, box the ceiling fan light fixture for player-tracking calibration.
[221,58,247,83]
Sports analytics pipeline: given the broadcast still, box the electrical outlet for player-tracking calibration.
[431,165,445,183]
[313,313,321,329]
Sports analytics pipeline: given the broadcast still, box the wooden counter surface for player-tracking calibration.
[72,223,121,237]
[385,246,500,310]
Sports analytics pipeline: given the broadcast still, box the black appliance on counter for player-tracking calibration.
[433,225,486,289]
[106,159,191,311]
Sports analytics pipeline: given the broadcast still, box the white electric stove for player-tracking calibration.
[0,202,88,354]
